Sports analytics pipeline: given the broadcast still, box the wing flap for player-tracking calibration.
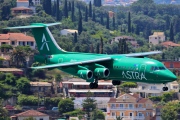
[31,57,111,69]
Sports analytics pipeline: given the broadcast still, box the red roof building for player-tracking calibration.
[161,41,180,48]
[11,110,49,120]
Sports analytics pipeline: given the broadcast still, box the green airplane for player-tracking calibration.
[6,23,177,91]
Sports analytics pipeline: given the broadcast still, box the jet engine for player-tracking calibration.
[77,70,93,80]
[94,68,110,78]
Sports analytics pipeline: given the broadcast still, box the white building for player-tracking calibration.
[130,81,179,98]
[17,0,29,7]
[149,32,165,45]
[60,29,78,36]
[12,110,49,120]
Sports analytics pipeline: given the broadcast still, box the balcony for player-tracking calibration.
[109,107,146,111]
[130,88,162,93]
[106,116,145,120]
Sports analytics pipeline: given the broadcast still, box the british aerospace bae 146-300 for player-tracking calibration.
[6,23,177,91]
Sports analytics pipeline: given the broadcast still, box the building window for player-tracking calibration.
[146,112,149,116]
[173,86,178,89]
[170,63,174,68]
[39,118,43,120]
[11,41,15,45]
[121,112,124,116]
[31,42,34,46]
[129,104,133,108]
[111,104,115,108]
[138,104,142,108]
[155,37,157,39]
[130,113,133,117]
[112,112,115,116]
[138,112,143,116]
[120,104,123,108]
[150,86,156,90]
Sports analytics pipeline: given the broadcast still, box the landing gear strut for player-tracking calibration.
[89,77,98,89]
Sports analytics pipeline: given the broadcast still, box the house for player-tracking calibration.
[0,33,36,49]
[17,0,29,7]
[111,36,139,48]
[130,81,179,98]
[61,78,117,110]
[161,41,180,48]
[60,29,78,36]
[11,110,49,120]
[106,93,154,120]
[11,6,34,17]
[30,82,52,96]
[149,32,165,45]
[0,68,23,75]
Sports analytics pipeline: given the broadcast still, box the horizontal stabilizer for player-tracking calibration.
[5,22,61,29]
[125,51,162,57]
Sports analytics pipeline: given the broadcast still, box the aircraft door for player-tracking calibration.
[139,64,146,74]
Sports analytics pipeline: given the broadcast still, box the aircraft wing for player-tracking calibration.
[31,57,111,69]
[124,51,162,57]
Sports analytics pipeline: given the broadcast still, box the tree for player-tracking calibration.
[85,6,88,22]
[64,0,68,18]
[170,22,174,42]
[100,37,103,54]
[89,1,92,18]
[58,98,74,113]
[92,9,96,22]
[55,74,62,87]
[56,0,60,21]
[71,1,75,21]
[82,92,96,120]
[5,73,16,86]
[24,117,35,120]
[0,99,9,119]
[112,15,115,30]
[128,12,131,33]
[78,8,82,35]
[96,43,100,53]
[100,14,104,25]
[106,13,109,29]
[16,77,30,94]
[161,101,180,120]
[73,31,78,43]
[92,109,105,120]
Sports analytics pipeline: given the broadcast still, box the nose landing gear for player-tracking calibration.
[162,86,168,91]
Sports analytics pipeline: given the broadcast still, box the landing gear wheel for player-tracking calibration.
[112,80,121,85]
[162,87,168,91]
[89,82,98,89]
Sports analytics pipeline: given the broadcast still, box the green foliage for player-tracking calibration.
[120,82,137,88]
[23,117,35,120]
[0,100,9,119]
[64,109,85,116]
[32,69,46,79]
[82,91,96,112]
[5,73,16,86]
[45,97,62,108]
[58,98,74,114]
[149,96,162,101]
[161,101,180,120]
[17,94,38,106]
[92,109,105,120]
[16,77,30,94]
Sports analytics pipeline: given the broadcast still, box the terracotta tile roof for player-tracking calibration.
[12,7,32,11]
[14,110,48,117]
[0,33,34,42]
[108,93,150,103]
[153,32,164,36]
[161,41,180,47]
[17,0,28,2]
[30,82,52,87]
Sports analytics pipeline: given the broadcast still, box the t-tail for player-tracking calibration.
[6,23,66,55]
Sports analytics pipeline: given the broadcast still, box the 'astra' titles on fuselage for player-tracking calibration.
[122,71,147,80]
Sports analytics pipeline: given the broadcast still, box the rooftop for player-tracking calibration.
[30,82,52,87]
[0,33,34,42]
[12,6,33,10]
[14,110,48,117]
[0,68,23,72]
[69,89,113,93]
[161,41,180,47]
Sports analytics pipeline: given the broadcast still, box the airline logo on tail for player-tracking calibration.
[40,34,49,51]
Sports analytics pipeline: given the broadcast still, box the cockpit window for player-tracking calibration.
[151,66,166,71]
[159,66,166,70]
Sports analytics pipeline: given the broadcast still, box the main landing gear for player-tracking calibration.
[89,78,98,89]
[112,80,121,85]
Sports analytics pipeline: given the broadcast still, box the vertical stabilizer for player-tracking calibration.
[6,23,66,55]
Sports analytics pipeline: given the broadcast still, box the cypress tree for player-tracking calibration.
[29,0,32,6]
[128,12,131,33]
[106,13,109,29]
[78,8,82,35]
[64,0,68,18]
[170,23,174,42]
[113,15,115,30]
[71,1,75,21]
[90,44,94,53]
[52,0,56,17]
[68,1,71,11]
[56,0,60,21]
[92,9,96,22]
[96,43,100,53]
[73,32,77,43]
[85,6,88,22]
[89,1,92,17]
[100,14,104,25]
[100,37,103,54]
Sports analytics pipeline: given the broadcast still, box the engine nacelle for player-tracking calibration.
[94,68,110,78]
[77,70,93,80]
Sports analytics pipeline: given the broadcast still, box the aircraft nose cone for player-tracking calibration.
[159,71,177,81]
[169,73,177,81]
